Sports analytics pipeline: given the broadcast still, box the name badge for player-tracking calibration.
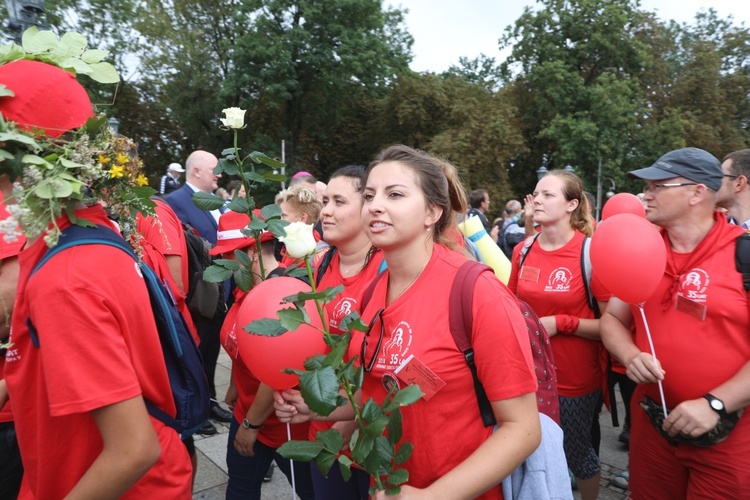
[224,327,240,360]
[394,354,446,401]
[520,265,541,283]
[674,294,707,321]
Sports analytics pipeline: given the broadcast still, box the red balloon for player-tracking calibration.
[590,213,666,304]
[601,193,646,221]
[236,277,327,390]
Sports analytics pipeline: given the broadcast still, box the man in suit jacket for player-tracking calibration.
[166,151,222,245]
[166,150,233,433]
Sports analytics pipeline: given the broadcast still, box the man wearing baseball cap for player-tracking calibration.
[160,162,185,196]
[601,147,750,497]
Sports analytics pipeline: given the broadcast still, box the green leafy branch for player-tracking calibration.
[0,27,119,84]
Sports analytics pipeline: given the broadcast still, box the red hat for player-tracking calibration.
[0,60,94,138]
[210,209,275,256]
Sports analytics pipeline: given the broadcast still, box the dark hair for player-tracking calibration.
[227,180,241,197]
[365,145,467,250]
[723,149,750,177]
[260,238,277,256]
[543,170,595,237]
[469,189,488,209]
[329,164,366,191]
[583,191,596,216]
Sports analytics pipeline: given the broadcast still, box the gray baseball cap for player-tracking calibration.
[628,147,723,191]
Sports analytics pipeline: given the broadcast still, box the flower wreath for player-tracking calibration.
[0,28,155,247]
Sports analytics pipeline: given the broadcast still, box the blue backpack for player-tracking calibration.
[27,224,210,439]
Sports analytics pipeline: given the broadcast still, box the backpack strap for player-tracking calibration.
[737,232,750,291]
[581,236,600,318]
[450,260,497,427]
[736,232,750,318]
[517,232,540,269]
[315,247,337,287]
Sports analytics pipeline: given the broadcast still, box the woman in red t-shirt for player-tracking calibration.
[311,165,384,499]
[275,146,540,499]
[507,170,609,500]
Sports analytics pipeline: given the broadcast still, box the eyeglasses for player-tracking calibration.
[723,174,739,179]
[360,308,385,372]
[642,183,698,194]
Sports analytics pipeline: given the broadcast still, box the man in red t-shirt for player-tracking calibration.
[602,148,750,498]
[4,205,192,498]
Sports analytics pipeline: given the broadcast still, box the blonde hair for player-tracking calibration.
[275,185,322,223]
[366,145,467,250]
[544,170,595,237]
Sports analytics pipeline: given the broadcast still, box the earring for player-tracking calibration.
[426,226,431,232]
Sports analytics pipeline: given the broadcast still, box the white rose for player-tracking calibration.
[220,107,246,129]
[279,221,316,259]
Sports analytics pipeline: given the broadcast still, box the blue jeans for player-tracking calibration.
[0,422,23,499]
[310,458,370,499]
[225,418,315,500]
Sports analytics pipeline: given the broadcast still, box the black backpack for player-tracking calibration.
[183,224,222,320]
[27,224,211,439]
[499,221,526,260]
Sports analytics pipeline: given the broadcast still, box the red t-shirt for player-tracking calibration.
[136,200,198,344]
[351,244,536,497]
[309,249,384,441]
[220,287,310,448]
[633,218,748,408]
[1,192,26,424]
[4,205,191,499]
[508,231,609,396]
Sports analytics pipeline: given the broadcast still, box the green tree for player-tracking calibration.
[500,0,664,196]
[224,0,413,177]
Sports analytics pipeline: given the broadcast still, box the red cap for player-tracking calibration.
[210,209,275,256]
[0,60,94,138]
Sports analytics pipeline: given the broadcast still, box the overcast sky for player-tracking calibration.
[385,0,749,73]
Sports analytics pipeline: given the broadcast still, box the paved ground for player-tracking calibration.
[193,350,630,499]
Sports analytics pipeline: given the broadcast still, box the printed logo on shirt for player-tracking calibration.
[678,268,710,303]
[378,321,413,370]
[329,296,357,330]
[545,267,573,293]
[4,346,19,362]
[4,327,19,362]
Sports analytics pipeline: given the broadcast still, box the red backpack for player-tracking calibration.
[361,260,560,425]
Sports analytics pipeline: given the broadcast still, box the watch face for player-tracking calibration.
[710,399,724,411]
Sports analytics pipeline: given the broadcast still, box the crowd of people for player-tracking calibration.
[1,56,750,500]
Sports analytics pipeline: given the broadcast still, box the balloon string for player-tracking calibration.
[287,422,296,500]
[638,304,668,418]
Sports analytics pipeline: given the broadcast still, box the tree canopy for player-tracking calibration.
[2,0,748,220]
